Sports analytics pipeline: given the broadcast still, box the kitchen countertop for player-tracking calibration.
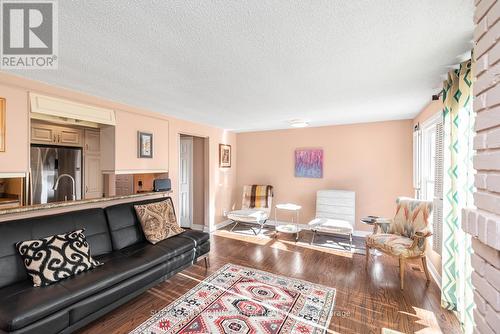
[0,191,171,216]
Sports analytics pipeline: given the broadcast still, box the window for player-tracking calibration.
[413,112,444,254]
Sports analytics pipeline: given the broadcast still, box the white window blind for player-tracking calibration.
[432,120,444,255]
[413,126,422,197]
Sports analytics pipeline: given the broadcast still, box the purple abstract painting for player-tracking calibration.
[295,149,323,178]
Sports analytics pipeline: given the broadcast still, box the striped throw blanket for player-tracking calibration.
[242,185,274,209]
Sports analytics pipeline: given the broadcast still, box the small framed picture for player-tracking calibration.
[0,98,5,152]
[219,144,231,168]
[138,131,153,158]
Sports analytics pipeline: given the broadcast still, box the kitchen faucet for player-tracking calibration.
[53,174,76,201]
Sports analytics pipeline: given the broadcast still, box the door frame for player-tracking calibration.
[179,135,194,228]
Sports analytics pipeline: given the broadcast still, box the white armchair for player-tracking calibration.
[228,185,273,235]
[308,190,356,250]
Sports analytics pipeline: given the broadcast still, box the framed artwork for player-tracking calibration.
[138,131,153,158]
[219,144,231,168]
[0,98,4,152]
[295,148,323,178]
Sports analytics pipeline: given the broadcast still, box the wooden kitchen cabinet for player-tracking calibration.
[84,154,102,199]
[84,129,102,199]
[59,128,82,146]
[84,129,100,154]
[31,122,83,147]
[31,124,57,144]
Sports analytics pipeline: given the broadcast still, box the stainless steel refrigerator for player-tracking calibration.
[30,145,82,205]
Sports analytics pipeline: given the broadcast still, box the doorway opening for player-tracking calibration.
[179,134,208,230]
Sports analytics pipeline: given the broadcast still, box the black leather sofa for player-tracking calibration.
[0,197,210,334]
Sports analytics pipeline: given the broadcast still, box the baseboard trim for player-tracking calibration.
[427,257,442,289]
[212,219,233,232]
[191,224,205,231]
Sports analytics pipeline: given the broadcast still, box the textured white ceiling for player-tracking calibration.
[6,1,474,131]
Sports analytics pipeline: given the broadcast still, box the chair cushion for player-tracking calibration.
[227,209,269,223]
[390,197,432,238]
[366,233,423,257]
[309,218,353,234]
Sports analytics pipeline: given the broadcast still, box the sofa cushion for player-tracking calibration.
[177,229,210,246]
[104,198,166,250]
[16,229,102,287]
[0,208,111,289]
[69,251,194,323]
[134,199,185,244]
[0,279,72,331]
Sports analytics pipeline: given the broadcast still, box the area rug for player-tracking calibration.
[130,263,336,334]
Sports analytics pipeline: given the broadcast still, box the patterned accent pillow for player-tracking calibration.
[134,199,184,244]
[16,229,102,287]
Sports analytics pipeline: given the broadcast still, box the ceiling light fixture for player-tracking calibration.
[289,119,309,128]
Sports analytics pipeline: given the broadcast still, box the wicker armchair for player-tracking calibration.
[365,197,433,290]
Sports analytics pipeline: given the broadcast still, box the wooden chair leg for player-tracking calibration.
[421,256,430,285]
[204,256,210,268]
[365,244,370,269]
[399,257,405,290]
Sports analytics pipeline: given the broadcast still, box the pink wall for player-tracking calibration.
[113,110,170,172]
[0,83,29,173]
[0,72,237,229]
[236,120,414,232]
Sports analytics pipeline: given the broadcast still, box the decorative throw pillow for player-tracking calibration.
[16,229,102,287]
[134,199,184,244]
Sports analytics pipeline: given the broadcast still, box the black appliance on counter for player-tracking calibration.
[153,178,171,192]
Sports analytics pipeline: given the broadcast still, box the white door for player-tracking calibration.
[179,137,193,228]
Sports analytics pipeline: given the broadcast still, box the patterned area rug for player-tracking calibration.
[130,264,336,334]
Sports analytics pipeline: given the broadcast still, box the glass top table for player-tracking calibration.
[274,203,302,242]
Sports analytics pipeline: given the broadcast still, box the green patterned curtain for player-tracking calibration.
[441,58,474,333]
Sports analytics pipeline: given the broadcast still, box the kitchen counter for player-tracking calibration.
[0,191,171,216]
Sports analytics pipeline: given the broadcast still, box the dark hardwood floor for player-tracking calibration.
[78,229,461,334]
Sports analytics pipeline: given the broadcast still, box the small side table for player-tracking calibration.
[274,203,302,242]
[360,216,380,234]
[361,216,387,256]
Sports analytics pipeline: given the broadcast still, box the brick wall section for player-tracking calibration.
[462,1,500,333]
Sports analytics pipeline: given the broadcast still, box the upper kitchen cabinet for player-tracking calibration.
[0,84,30,175]
[84,129,100,154]
[111,110,169,174]
[31,122,83,147]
